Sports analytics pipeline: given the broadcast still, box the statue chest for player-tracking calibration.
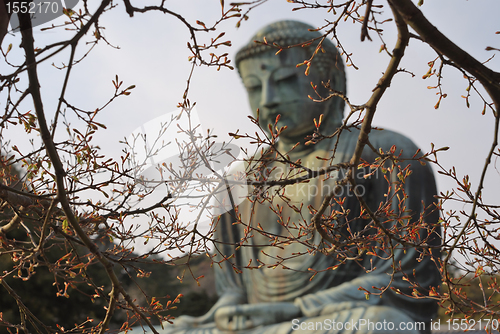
[247,161,338,270]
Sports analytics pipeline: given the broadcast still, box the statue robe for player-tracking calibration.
[167,128,441,334]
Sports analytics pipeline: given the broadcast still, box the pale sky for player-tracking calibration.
[2,0,499,264]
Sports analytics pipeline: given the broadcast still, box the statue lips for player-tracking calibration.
[256,107,278,126]
[262,111,281,124]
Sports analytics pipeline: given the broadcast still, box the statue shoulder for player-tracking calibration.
[367,128,421,159]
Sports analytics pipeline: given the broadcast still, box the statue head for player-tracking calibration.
[235,20,346,143]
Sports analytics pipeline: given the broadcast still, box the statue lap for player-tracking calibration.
[160,304,420,334]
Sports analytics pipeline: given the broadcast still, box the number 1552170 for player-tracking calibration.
[6,2,60,15]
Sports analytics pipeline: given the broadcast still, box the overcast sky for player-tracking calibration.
[2,0,500,262]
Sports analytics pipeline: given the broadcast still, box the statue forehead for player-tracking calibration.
[238,49,305,75]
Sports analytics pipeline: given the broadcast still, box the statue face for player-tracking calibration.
[239,49,334,141]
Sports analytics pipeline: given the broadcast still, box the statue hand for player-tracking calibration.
[214,302,301,331]
[173,291,245,328]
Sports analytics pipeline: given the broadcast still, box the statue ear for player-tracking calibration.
[326,71,346,125]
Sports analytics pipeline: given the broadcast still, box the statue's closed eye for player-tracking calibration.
[273,67,299,83]
[243,77,262,92]
[245,84,262,93]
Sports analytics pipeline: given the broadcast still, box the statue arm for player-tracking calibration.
[173,209,248,328]
[293,274,389,317]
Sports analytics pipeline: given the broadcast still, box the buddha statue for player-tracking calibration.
[163,20,441,334]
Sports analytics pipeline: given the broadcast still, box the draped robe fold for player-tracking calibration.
[169,128,441,334]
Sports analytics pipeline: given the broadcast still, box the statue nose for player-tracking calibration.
[261,80,280,109]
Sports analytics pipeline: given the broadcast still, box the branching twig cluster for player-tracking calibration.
[1,0,500,332]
